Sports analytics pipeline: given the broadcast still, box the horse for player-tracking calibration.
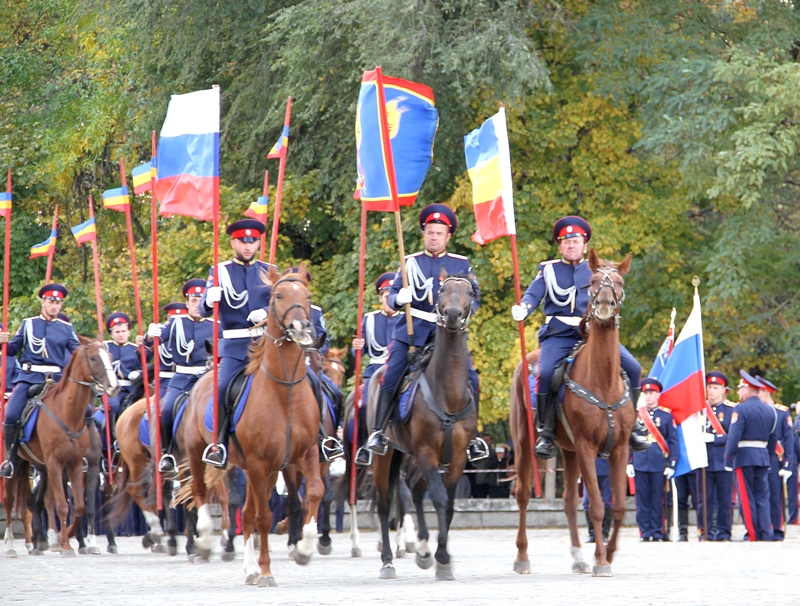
[370,269,478,581]
[2,337,118,557]
[321,347,347,388]
[181,266,323,587]
[511,248,635,577]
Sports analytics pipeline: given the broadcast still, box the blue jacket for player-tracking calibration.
[724,396,778,469]
[521,258,591,341]
[769,403,795,473]
[704,400,736,472]
[353,310,398,379]
[200,259,275,360]
[162,316,217,392]
[105,341,148,382]
[311,305,330,356]
[6,315,81,384]
[387,250,479,347]
[632,406,678,472]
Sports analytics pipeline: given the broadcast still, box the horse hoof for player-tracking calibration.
[106,545,118,555]
[435,562,455,581]
[151,544,167,554]
[245,573,258,586]
[142,535,154,549]
[395,547,406,559]
[62,549,76,558]
[513,561,531,574]
[221,549,236,563]
[592,565,613,577]
[573,562,592,575]
[36,541,48,553]
[287,545,296,561]
[351,547,362,558]
[197,548,211,561]
[50,543,62,552]
[317,541,332,556]
[79,547,88,555]
[4,549,17,558]
[405,542,415,554]
[168,543,178,557]
[89,547,101,556]
[379,564,397,580]
[30,549,44,556]
[257,576,277,587]
[187,553,197,563]
[194,555,210,565]
[415,552,433,570]
[294,551,311,566]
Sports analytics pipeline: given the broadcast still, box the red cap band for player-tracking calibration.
[425,212,451,227]
[109,317,127,327]
[231,228,259,239]
[558,225,587,239]
[41,290,64,300]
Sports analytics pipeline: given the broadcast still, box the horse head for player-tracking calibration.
[77,335,120,396]
[265,264,315,348]
[587,249,632,327]
[436,267,476,332]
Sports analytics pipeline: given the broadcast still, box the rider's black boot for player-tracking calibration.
[0,422,20,479]
[158,415,177,474]
[534,393,557,459]
[467,391,489,462]
[585,509,596,543]
[628,387,649,452]
[202,405,230,469]
[366,388,393,456]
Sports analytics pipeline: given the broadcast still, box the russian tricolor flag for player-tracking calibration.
[154,87,220,221]
[657,290,708,476]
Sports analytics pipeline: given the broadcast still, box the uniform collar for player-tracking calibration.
[424,249,447,259]
[39,314,57,322]
[233,257,256,266]
[381,310,400,317]
[561,257,586,266]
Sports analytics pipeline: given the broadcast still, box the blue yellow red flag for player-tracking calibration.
[30,229,57,259]
[71,218,97,245]
[102,186,130,212]
[245,196,269,221]
[354,69,438,211]
[131,161,156,194]
[0,192,11,217]
[267,126,289,159]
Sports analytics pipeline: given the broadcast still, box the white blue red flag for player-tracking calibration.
[647,308,675,381]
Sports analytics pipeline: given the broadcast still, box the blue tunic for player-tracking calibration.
[705,400,736,472]
[354,310,397,380]
[105,340,150,415]
[632,407,679,472]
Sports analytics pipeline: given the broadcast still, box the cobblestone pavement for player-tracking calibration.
[2,523,792,605]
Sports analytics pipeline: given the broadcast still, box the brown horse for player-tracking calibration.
[370,270,478,581]
[321,346,347,388]
[181,266,322,586]
[511,249,635,576]
[2,337,118,556]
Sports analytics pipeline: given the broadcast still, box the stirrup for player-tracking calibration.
[101,458,109,475]
[365,431,388,456]
[467,437,489,463]
[534,435,557,459]
[112,440,120,454]
[202,443,228,469]
[0,459,14,479]
[82,457,89,473]
[158,453,177,474]
[629,432,650,453]
[320,436,344,462]
[355,446,372,467]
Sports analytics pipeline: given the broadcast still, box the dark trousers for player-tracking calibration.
[768,471,786,539]
[634,471,665,539]
[788,472,798,525]
[380,339,479,396]
[736,466,773,541]
[698,469,733,540]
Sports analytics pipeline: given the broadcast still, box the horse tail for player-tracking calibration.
[107,462,134,527]
[170,458,226,510]
[10,461,32,516]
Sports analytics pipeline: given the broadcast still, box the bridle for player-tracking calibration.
[586,267,625,328]
[265,277,313,347]
[435,276,474,332]
[69,343,113,395]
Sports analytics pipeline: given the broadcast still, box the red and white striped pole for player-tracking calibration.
[268,97,292,266]
[44,205,58,284]
[0,169,13,502]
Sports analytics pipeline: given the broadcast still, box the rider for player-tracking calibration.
[365,204,487,461]
[200,219,275,469]
[352,272,399,465]
[0,284,81,478]
[104,312,148,418]
[510,216,648,459]
[151,280,216,474]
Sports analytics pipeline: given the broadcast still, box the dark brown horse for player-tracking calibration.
[181,266,322,586]
[511,249,634,576]
[370,269,478,581]
[1,337,118,556]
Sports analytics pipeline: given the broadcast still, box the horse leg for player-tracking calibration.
[512,439,532,573]
[28,474,48,554]
[416,450,454,581]
[3,478,18,558]
[251,465,277,587]
[81,463,101,555]
[293,447,325,566]
[216,476,235,562]
[317,467,333,555]
[188,445,213,561]
[162,480,179,557]
[282,469,303,559]
[185,507,198,561]
[373,449,398,578]
[102,481,118,554]
[575,444,612,576]
[241,471,261,584]
[398,476,416,556]
[66,461,87,547]
[605,445,629,564]
[411,474,432,570]
[562,449,591,574]
[45,461,75,556]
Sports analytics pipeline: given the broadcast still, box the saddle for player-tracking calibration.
[20,379,56,432]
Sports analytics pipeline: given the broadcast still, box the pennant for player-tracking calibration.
[354,69,439,211]
[30,229,57,259]
[102,186,130,212]
[71,218,97,245]
[245,196,268,222]
[131,161,156,194]
[0,192,11,217]
[267,126,289,159]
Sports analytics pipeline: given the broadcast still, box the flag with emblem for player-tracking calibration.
[245,195,268,222]
[71,217,97,245]
[29,229,57,259]
[267,127,289,159]
[0,192,11,217]
[131,161,156,194]
[102,186,130,212]
[154,87,220,221]
[464,107,516,245]
[354,69,439,211]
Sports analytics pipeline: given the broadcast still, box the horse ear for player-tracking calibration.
[79,334,92,346]
[588,248,600,272]
[268,264,280,285]
[440,265,449,280]
[617,252,633,276]
[314,332,326,350]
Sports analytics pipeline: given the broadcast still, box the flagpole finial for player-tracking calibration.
[670,307,676,322]
[692,275,700,296]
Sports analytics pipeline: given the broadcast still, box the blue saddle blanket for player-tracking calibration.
[396,377,420,423]
[323,390,337,428]
[203,375,255,434]
[21,407,41,444]
[139,414,152,448]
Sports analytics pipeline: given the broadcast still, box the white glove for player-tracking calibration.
[247,309,267,324]
[664,467,675,480]
[724,466,733,472]
[779,468,793,481]
[206,286,222,304]
[511,304,527,322]
[626,464,635,478]
[127,370,141,381]
[702,433,715,443]
[395,287,413,306]
[147,323,162,338]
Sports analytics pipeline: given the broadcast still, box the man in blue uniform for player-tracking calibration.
[628,378,678,541]
[366,204,486,461]
[0,284,82,478]
[104,312,148,417]
[511,216,647,459]
[352,272,399,465]
[200,219,274,468]
[0,322,19,395]
[155,302,187,400]
[724,370,777,541]
[791,413,800,525]
[756,376,794,540]
[698,371,736,541]
[151,279,216,474]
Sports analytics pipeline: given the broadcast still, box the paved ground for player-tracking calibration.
[2,523,792,605]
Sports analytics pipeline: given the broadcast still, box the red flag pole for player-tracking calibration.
[149,131,164,510]
[349,204,368,505]
[268,97,292,266]
[45,205,59,283]
[260,170,268,262]
[87,196,115,482]
[0,168,12,502]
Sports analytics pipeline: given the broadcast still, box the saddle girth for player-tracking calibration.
[417,372,475,471]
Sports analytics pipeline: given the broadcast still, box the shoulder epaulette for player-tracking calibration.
[447,253,468,260]
[723,400,737,408]
[219,260,233,267]
[540,259,560,266]
[406,251,424,259]
[775,403,789,412]
[54,318,73,326]
[23,316,39,323]
[104,339,113,345]
[365,310,380,317]
[311,304,322,311]
[657,406,672,414]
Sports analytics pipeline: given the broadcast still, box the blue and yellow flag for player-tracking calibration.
[30,229,57,259]
[71,218,96,245]
[354,69,439,211]
[267,126,289,159]
[131,161,156,194]
[0,192,11,217]
[245,196,269,222]
[102,186,130,212]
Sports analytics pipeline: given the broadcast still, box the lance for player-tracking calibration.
[260,170,268,262]
[86,196,115,481]
[0,168,12,502]
[374,66,415,353]
[45,205,59,284]
[349,203,368,505]
[119,158,160,508]
[149,131,165,509]
[268,97,292,266]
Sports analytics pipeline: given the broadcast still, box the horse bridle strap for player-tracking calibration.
[417,371,475,471]
[435,276,474,332]
[35,399,86,465]
[587,267,626,328]
[565,371,631,458]
[269,277,312,341]
[68,346,107,395]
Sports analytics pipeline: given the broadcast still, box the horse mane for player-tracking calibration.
[44,342,86,401]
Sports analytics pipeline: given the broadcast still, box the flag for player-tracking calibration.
[71,218,97,245]
[102,186,130,212]
[131,161,156,194]
[354,69,439,211]
[0,192,11,217]
[154,87,220,221]
[30,229,57,259]
[647,308,676,380]
[657,290,708,476]
[267,126,289,159]
[464,108,516,245]
[245,196,268,222]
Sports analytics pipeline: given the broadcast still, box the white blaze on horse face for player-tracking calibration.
[292,283,299,291]
[97,347,118,393]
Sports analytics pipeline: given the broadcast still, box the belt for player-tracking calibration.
[175,365,207,376]
[410,309,437,323]
[160,371,175,379]
[739,440,768,448]
[368,356,388,365]
[23,364,61,374]
[117,379,132,387]
[223,327,266,339]
[545,315,582,327]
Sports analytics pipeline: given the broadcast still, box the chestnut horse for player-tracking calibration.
[2,337,118,556]
[370,270,478,581]
[511,249,635,577]
[181,266,322,587]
